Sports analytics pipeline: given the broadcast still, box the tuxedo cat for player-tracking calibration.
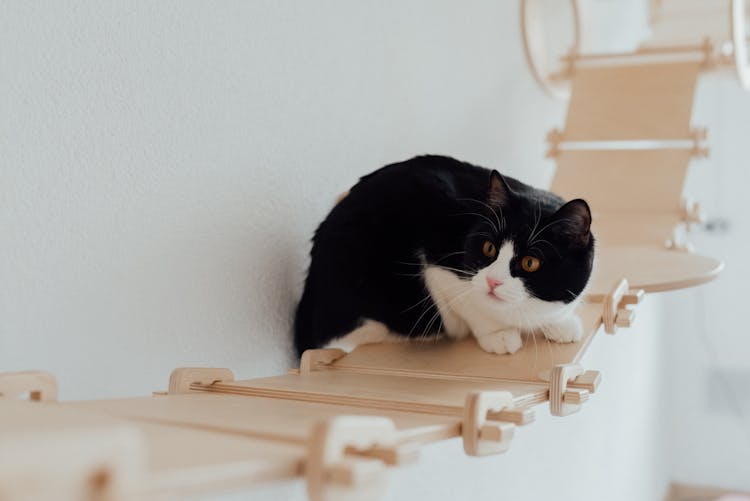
[294,155,594,356]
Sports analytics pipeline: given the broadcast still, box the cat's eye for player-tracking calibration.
[482,241,497,258]
[521,256,541,272]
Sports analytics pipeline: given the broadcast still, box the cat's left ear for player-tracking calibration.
[551,199,592,249]
[488,170,512,206]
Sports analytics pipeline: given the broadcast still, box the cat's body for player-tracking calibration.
[294,155,594,356]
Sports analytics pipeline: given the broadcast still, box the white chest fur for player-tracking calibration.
[422,245,583,354]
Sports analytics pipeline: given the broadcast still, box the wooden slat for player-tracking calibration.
[328,302,603,383]
[551,149,693,213]
[589,243,724,295]
[137,422,303,497]
[70,393,460,447]
[204,372,549,418]
[0,400,304,500]
[563,61,701,141]
[590,213,680,247]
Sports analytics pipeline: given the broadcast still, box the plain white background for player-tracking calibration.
[2,1,747,499]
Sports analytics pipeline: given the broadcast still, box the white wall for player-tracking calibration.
[2,1,676,500]
[1,0,568,399]
[661,74,750,492]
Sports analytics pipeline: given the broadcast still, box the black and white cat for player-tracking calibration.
[294,155,594,356]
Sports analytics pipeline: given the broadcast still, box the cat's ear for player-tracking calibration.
[488,170,512,206]
[552,199,592,249]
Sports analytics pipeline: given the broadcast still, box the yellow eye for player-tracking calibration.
[482,241,497,258]
[521,256,541,272]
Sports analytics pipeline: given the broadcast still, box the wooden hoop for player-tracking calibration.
[520,0,582,100]
[732,0,750,90]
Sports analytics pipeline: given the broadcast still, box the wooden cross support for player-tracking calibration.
[462,391,516,456]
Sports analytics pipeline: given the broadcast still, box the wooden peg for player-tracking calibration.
[300,349,347,376]
[586,288,643,306]
[563,388,589,405]
[346,444,420,466]
[0,371,57,402]
[307,416,396,501]
[462,391,516,456]
[572,370,601,393]
[615,308,636,328]
[549,364,586,416]
[488,406,536,426]
[619,289,645,306]
[167,367,234,395]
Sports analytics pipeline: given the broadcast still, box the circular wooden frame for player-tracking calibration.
[520,0,582,100]
[732,0,750,90]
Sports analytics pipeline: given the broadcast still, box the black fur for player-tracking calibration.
[294,155,594,355]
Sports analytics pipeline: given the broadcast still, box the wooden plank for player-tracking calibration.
[0,400,145,501]
[137,421,303,497]
[206,372,549,417]
[590,213,680,247]
[551,149,693,213]
[328,301,603,383]
[0,400,305,500]
[589,244,723,295]
[563,61,701,141]
[70,393,460,447]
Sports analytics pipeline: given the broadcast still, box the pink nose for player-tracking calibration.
[486,277,502,290]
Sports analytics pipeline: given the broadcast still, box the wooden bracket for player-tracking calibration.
[545,128,564,158]
[462,391,516,456]
[167,367,234,395]
[590,279,644,334]
[549,364,588,416]
[665,223,695,252]
[539,366,599,416]
[307,416,397,501]
[0,371,58,402]
[300,349,347,376]
[690,127,709,157]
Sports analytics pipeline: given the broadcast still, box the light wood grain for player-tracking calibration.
[328,301,603,383]
[139,421,303,497]
[70,393,460,447]
[207,372,549,418]
[589,244,723,295]
[0,400,145,501]
[0,371,58,402]
[552,149,693,213]
[564,61,701,141]
[0,399,306,499]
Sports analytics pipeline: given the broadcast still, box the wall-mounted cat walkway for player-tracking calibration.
[0,3,731,500]
[522,0,750,98]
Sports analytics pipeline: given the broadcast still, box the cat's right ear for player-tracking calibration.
[488,170,512,206]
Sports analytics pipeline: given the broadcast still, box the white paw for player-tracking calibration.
[542,316,583,344]
[476,328,523,355]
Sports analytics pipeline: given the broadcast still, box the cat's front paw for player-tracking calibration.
[476,328,523,355]
[542,316,583,344]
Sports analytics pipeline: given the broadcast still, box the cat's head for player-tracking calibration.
[461,171,594,319]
